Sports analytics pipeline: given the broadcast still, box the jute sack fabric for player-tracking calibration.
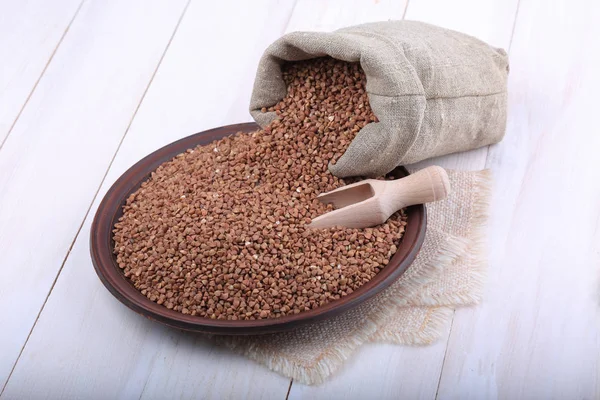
[250,21,508,177]
[216,169,491,385]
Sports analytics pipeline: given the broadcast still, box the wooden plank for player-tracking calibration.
[285,0,409,32]
[289,336,452,400]
[285,0,519,398]
[436,0,600,398]
[0,0,188,389]
[0,0,82,145]
[404,0,515,49]
[1,1,297,398]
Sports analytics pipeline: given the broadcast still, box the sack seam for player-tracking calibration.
[368,90,506,100]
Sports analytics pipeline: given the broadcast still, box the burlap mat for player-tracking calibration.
[215,169,491,385]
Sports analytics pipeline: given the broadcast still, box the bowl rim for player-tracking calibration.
[90,122,427,334]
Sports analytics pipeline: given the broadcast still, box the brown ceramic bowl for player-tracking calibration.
[90,122,426,335]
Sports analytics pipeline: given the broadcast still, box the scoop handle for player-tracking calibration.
[388,166,451,210]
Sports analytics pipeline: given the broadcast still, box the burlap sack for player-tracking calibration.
[250,21,509,177]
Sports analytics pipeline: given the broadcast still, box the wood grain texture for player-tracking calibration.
[0,0,82,145]
[287,0,518,398]
[436,0,600,398]
[2,0,297,398]
[0,0,188,389]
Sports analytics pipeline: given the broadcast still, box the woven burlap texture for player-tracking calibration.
[250,20,508,178]
[217,169,491,385]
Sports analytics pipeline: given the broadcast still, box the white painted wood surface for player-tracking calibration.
[1,0,599,398]
[0,0,82,145]
[0,0,188,389]
[437,0,600,397]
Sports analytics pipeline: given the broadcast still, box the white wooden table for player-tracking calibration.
[1,0,599,398]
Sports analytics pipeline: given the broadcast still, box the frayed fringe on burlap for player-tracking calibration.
[371,307,455,345]
[465,169,493,303]
[218,313,383,385]
[399,235,471,306]
[407,169,492,307]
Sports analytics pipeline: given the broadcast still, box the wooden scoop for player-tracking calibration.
[308,166,450,229]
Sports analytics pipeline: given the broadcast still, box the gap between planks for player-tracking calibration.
[434,314,455,399]
[0,0,85,153]
[402,0,410,19]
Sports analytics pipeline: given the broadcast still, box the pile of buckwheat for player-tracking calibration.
[113,58,407,320]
